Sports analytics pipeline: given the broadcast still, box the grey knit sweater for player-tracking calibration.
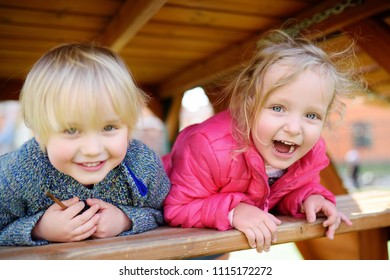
[0,138,170,246]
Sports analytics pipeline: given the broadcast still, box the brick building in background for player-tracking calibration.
[322,97,390,165]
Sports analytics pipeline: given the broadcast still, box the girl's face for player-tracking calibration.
[251,65,333,170]
[44,102,130,186]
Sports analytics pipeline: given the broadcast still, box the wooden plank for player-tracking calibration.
[0,38,62,52]
[358,228,389,259]
[0,7,107,30]
[153,6,278,30]
[122,48,205,60]
[167,0,310,17]
[157,0,389,98]
[307,0,390,37]
[345,18,390,75]
[99,0,168,52]
[0,25,96,41]
[139,22,252,42]
[0,190,388,260]
[128,34,227,52]
[0,0,122,16]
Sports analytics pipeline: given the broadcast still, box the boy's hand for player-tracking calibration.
[32,197,100,242]
[232,202,281,253]
[302,195,353,240]
[86,198,132,238]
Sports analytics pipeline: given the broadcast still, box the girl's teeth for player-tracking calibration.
[281,140,294,145]
[289,145,295,153]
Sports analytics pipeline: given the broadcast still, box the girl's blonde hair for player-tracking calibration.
[20,42,148,149]
[224,29,364,151]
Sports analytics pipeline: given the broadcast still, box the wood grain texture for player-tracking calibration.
[0,190,388,260]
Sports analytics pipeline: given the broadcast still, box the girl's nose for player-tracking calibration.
[283,116,303,135]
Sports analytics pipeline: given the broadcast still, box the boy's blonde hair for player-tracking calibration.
[225,29,364,151]
[20,42,148,149]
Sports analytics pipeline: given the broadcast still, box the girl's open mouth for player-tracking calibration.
[273,140,298,154]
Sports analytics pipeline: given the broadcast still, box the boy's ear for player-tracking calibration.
[33,133,46,151]
[33,132,40,143]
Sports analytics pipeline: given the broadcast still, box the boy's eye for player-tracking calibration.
[64,127,77,134]
[103,125,116,132]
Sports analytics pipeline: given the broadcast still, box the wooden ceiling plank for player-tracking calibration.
[139,22,252,42]
[0,38,60,52]
[122,48,205,60]
[306,0,390,37]
[363,69,389,85]
[99,0,168,52]
[158,37,257,98]
[167,0,309,17]
[0,7,106,30]
[158,0,390,98]
[128,34,227,52]
[0,25,96,41]
[345,18,390,75]
[0,0,122,16]
[153,6,278,31]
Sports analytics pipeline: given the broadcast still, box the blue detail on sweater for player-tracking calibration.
[125,164,148,196]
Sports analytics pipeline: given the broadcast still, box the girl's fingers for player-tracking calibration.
[339,212,353,226]
[242,228,257,249]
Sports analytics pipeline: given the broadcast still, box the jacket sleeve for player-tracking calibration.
[272,139,336,217]
[273,181,336,217]
[164,132,253,231]
[118,141,171,235]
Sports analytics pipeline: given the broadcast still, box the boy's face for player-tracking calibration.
[44,104,130,186]
[251,66,333,170]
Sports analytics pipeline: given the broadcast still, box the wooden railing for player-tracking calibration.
[0,189,389,260]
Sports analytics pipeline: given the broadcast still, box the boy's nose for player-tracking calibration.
[81,135,103,155]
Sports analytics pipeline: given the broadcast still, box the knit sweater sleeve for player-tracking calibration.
[0,141,49,246]
[116,140,171,235]
[0,208,47,246]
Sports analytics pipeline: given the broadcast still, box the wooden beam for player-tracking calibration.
[0,79,23,101]
[159,37,257,98]
[0,190,389,259]
[158,0,390,98]
[98,0,168,52]
[165,93,183,143]
[307,0,390,37]
[345,18,390,75]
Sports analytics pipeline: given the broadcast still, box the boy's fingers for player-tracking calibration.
[63,197,80,207]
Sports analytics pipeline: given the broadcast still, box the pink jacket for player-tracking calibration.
[163,110,335,231]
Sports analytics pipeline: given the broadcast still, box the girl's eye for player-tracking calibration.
[103,125,116,132]
[306,113,319,120]
[271,106,283,112]
[64,127,77,134]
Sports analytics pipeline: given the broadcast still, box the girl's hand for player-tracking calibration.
[86,198,132,238]
[302,195,353,240]
[232,202,281,253]
[32,197,100,242]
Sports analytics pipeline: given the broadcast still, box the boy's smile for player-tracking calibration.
[44,102,130,186]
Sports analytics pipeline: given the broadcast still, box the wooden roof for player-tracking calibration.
[0,0,389,104]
